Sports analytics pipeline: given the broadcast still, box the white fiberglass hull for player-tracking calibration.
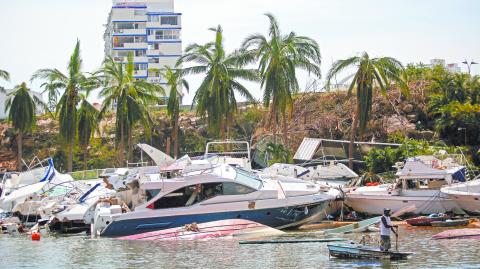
[346,194,458,215]
[441,180,480,215]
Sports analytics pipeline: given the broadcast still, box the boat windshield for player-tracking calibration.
[233,168,262,190]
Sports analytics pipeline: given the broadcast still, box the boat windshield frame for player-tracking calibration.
[233,167,263,190]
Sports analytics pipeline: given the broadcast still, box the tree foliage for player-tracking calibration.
[179,25,257,137]
[100,52,164,164]
[241,13,321,144]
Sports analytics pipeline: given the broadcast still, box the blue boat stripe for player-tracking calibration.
[79,183,101,203]
[40,159,54,182]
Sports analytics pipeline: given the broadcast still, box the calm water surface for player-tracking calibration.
[0,226,479,269]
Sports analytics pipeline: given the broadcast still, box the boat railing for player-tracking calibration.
[204,140,251,161]
[68,169,108,181]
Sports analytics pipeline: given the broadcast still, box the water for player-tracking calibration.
[0,226,479,269]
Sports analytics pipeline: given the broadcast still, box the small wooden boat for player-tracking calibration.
[327,243,413,260]
[406,215,448,226]
[431,219,470,227]
[432,228,480,239]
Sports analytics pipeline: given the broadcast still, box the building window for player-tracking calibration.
[135,50,146,57]
[134,10,146,16]
[148,15,160,22]
[152,29,179,40]
[135,63,147,70]
[161,16,178,25]
[148,57,160,63]
[134,36,146,43]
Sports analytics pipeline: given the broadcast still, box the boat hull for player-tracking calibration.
[448,195,480,215]
[327,244,412,260]
[406,216,448,226]
[431,219,470,227]
[346,194,458,215]
[117,219,277,241]
[101,201,329,237]
[441,180,480,215]
[432,228,480,239]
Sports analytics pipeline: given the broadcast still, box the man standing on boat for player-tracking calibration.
[380,208,398,251]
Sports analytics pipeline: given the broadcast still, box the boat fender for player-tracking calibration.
[31,232,41,241]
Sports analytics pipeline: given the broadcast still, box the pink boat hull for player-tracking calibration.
[117,219,266,241]
[432,228,480,240]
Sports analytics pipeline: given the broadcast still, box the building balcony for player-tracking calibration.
[147,35,180,43]
[147,77,167,84]
[148,58,179,69]
[146,22,180,28]
[112,15,147,22]
[113,56,148,63]
[146,49,160,56]
[113,42,148,50]
[133,70,147,77]
[113,28,146,36]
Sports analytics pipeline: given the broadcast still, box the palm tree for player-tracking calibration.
[77,97,98,171]
[179,25,257,139]
[5,82,44,171]
[325,52,406,168]
[241,14,321,145]
[100,53,163,165]
[0,69,10,93]
[164,66,189,159]
[32,40,99,172]
[39,78,62,112]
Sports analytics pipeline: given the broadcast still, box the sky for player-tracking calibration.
[0,0,479,104]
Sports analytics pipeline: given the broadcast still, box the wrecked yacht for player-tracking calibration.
[90,145,336,237]
[346,155,466,215]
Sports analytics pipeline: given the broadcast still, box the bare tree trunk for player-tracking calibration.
[128,128,133,162]
[283,113,288,148]
[67,139,73,172]
[269,106,277,144]
[349,109,359,170]
[166,137,171,157]
[118,120,125,167]
[16,132,23,172]
[173,116,179,159]
[83,145,88,172]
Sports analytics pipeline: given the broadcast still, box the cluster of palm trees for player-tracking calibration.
[2,13,409,172]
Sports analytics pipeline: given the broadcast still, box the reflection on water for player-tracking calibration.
[0,226,479,269]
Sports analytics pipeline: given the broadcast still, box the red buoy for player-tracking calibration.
[31,232,41,241]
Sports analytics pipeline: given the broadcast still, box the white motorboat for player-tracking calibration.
[346,156,466,215]
[90,153,336,237]
[441,178,480,215]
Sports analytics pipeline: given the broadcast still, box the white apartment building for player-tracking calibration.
[104,0,183,101]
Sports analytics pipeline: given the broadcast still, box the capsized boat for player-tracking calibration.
[346,155,465,215]
[91,153,337,237]
[441,178,480,215]
[432,228,480,239]
[117,219,284,241]
[327,243,413,260]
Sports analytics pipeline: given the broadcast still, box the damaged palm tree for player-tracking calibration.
[241,13,321,146]
[326,52,407,169]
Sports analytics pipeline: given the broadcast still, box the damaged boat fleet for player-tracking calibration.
[345,155,468,215]
[1,142,339,237]
[2,141,479,238]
